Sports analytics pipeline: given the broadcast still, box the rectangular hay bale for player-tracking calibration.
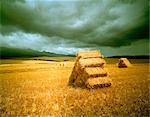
[85,77,112,88]
[77,50,102,58]
[84,67,107,77]
[79,58,106,68]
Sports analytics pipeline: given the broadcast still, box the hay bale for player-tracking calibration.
[79,58,106,69]
[84,67,107,77]
[68,50,112,88]
[118,58,132,68]
[85,77,112,88]
[77,50,103,59]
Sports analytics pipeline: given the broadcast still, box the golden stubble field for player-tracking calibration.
[0,59,149,116]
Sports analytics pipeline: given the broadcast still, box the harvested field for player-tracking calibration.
[0,59,149,116]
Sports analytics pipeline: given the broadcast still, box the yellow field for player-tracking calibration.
[0,59,149,116]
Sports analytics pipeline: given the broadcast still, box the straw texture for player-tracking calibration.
[77,50,102,58]
[68,50,112,88]
[84,67,107,77]
[79,58,105,68]
[85,77,112,88]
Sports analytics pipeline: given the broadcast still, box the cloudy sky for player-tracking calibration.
[0,0,149,56]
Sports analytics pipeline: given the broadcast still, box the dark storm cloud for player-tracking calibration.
[1,0,149,47]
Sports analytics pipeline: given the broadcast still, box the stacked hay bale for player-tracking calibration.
[118,58,132,68]
[68,50,112,88]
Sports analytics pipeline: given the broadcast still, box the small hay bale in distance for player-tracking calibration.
[118,58,132,68]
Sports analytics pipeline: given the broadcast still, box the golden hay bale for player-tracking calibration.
[76,50,103,58]
[69,66,109,87]
[68,50,112,88]
[85,77,112,88]
[84,67,107,77]
[79,58,106,69]
[118,58,132,68]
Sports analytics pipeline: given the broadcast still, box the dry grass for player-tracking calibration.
[0,59,149,116]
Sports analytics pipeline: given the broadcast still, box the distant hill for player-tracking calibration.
[107,55,149,59]
[0,47,149,59]
[0,47,67,58]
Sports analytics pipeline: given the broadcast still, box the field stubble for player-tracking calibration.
[0,60,149,116]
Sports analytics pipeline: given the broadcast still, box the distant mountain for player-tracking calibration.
[107,55,149,59]
[0,47,67,58]
[1,47,149,59]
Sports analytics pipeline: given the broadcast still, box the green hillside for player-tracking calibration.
[0,47,66,58]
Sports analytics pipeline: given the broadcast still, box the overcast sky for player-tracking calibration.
[0,0,149,56]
